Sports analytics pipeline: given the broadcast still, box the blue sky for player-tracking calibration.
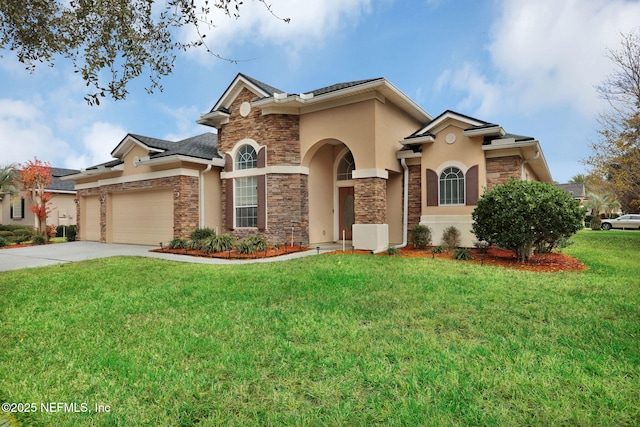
[1,0,639,183]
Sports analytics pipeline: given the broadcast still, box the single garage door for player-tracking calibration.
[110,190,173,245]
[82,196,101,241]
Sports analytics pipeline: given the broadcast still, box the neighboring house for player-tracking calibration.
[64,73,552,249]
[0,167,78,229]
[555,183,587,203]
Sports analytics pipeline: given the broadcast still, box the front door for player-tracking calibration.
[338,187,355,240]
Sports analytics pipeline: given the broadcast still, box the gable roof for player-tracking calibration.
[198,74,432,127]
[63,133,223,181]
[110,133,221,161]
[409,110,493,139]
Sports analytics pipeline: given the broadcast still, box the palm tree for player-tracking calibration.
[602,193,622,218]
[0,163,18,198]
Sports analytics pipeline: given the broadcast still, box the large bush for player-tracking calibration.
[472,179,585,262]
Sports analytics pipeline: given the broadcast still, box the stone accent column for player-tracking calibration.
[174,176,199,239]
[354,177,387,224]
[407,164,422,232]
[353,176,388,251]
[486,156,522,190]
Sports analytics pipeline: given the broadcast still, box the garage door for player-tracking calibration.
[110,190,174,245]
[82,196,100,241]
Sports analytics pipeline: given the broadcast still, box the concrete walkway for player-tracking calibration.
[0,241,342,272]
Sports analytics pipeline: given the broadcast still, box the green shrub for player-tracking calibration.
[32,235,46,245]
[0,236,9,247]
[591,215,602,230]
[432,245,445,254]
[410,225,432,249]
[0,230,14,239]
[168,238,187,249]
[386,246,400,256]
[66,225,77,241]
[454,248,474,260]
[13,229,33,244]
[55,225,77,241]
[441,226,461,251]
[190,227,216,241]
[187,239,202,250]
[201,234,234,254]
[235,236,268,254]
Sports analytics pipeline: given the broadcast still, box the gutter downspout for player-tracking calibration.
[521,150,540,179]
[199,164,213,228]
[372,158,409,254]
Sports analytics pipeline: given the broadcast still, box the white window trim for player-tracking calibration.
[438,164,466,206]
[234,175,258,229]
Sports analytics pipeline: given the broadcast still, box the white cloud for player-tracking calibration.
[66,122,127,169]
[183,0,372,63]
[439,0,640,118]
[0,98,70,166]
[159,105,205,141]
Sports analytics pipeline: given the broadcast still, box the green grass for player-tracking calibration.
[1,230,639,426]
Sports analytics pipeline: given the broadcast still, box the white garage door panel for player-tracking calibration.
[111,191,173,245]
[83,196,100,241]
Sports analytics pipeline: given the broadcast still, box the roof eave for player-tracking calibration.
[197,111,230,128]
[139,155,225,168]
[463,126,506,137]
[401,135,435,145]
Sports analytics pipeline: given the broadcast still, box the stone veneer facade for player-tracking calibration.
[218,88,309,243]
[354,177,387,225]
[486,156,522,190]
[75,176,199,242]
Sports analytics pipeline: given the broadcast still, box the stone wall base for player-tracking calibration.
[353,223,389,252]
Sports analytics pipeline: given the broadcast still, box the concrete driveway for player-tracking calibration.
[0,241,323,272]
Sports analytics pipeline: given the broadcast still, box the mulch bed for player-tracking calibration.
[329,246,586,272]
[151,244,309,260]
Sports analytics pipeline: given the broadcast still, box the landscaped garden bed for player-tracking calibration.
[329,245,586,272]
[152,243,309,259]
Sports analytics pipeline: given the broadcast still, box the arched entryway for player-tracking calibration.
[304,139,356,243]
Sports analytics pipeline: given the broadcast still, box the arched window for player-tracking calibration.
[337,151,355,180]
[439,167,465,205]
[235,144,257,170]
[234,145,258,227]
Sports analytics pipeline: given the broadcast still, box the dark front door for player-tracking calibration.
[339,186,355,240]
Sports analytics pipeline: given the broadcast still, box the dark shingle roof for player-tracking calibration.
[44,167,80,192]
[239,73,285,97]
[555,183,586,198]
[309,78,384,96]
[151,133,220,160]
[127,134,175,151]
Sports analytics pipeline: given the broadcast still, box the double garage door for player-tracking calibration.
[110,190,174,245]
[81,190,174,245]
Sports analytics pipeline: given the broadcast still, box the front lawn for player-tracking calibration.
[1,230,638,426]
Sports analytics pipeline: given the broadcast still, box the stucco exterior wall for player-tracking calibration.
[202,171,222,231]
[308,144,334,244]
[0,191,76,229]
[386,171,403,244]
[300,100,376,169]
[49,193,76,227]
[421,125,486,217]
